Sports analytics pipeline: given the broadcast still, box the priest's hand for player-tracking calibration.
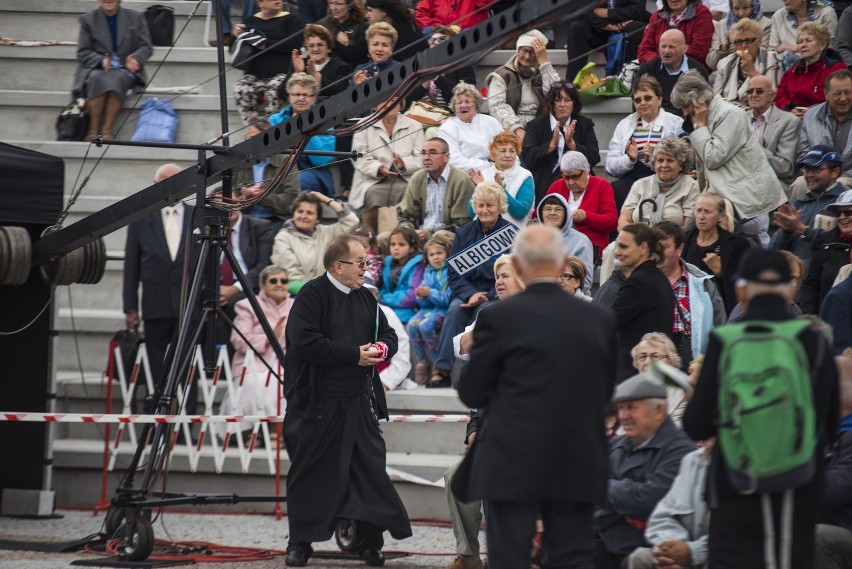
[358,343,383,366]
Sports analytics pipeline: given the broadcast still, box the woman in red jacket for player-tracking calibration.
[414,0,489,31]
[637,0,715,67]
[775,22,847,119]
[545,151,618,257]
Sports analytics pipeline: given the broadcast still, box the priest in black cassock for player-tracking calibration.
[282,234,412,567]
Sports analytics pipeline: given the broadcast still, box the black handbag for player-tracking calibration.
[108,328,143,385]
[145,4,174,46]
[56,98,89,141]
[230,29,267,70]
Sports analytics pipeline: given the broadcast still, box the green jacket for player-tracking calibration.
[397,166,474,232]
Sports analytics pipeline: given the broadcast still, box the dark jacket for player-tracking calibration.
[592,269,627,309]
[683,227,752,314]
[406,66,477,111]
[283,274,398,419]
[277,56,352,99]
[819,276,852,355]
[799,228,852,315]
[823,427,852,531]
[453,282,617,503]
[242,13,303,79]
[521,113,599,204]
[683,294,839,505]
[770,182,848,262]
[323,16,369,66]
[123,206,197,321]
[594,417,696,556]
[636,57,709,116]
[447,216,512,302]
[235,215,275,292]
[612,259,675,380]
[342,17,422,64]
[578,0,650,27]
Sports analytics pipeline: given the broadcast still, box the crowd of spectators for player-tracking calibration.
[97,0,852,565]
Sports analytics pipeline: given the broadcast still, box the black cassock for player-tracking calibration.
[283,274,411,546]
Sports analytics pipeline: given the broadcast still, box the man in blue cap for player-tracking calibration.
[771,145,849,262]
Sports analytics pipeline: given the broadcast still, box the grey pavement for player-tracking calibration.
[0,509,485,569]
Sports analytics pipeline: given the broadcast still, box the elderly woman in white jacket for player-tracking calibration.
[671,70,786,245]
[606,75,683,211]
[349,98,424,234]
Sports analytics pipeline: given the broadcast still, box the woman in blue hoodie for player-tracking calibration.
[379,226,424,324]
[536,193,594,294]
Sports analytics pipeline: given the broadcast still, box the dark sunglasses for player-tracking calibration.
[836,209,852,218]
[267,277,289,284]
[633,94,656,104]
[732,37,757,46]
[338,259,367,268]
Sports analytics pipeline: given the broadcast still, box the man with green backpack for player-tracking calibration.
[683,249,839,568]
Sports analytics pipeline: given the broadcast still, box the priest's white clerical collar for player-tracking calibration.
[326,272,352,294]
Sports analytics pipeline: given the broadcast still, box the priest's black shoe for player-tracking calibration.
[285,543,312,566]
[359,547,385,566]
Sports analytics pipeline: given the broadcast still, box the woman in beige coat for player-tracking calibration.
[270,192,359,290]
[349,99,424,233]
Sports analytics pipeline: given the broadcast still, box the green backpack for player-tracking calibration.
[715,319,819,494]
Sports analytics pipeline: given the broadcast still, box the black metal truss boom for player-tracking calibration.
[32,0,592,266]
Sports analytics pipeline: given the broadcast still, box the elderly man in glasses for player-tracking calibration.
[746,74,801,188]
[397,137,475,240]
[282,234,412,566]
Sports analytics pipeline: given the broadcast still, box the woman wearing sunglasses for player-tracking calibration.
[713,17,782,108]
[605,75,683,212]
[223,265,294,435]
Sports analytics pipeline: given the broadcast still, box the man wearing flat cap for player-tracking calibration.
[485,29,561,142]
[594,374,695,569]
[684,249,839,568]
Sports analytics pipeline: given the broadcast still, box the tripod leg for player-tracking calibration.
[222,244,287,370]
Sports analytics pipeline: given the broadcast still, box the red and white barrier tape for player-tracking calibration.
[0,412,470,424]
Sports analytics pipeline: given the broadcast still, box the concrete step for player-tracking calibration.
[54,374,470,456]
[1,91,241,144]
[6,141,200,196]
[56,262,124,311]
[0,0,217,49]
[52,438,457,518]
[0,46,241,96]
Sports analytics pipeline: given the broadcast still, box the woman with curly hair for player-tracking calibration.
[468,131,535,227]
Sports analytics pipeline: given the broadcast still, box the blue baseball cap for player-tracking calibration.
[797,145,843,169]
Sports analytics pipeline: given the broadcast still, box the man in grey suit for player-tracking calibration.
[747,75,801,189]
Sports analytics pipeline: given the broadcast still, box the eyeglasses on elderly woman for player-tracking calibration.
[636,352,670,362]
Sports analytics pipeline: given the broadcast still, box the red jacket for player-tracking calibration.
[637,3,715,67]
[546,175,618,254]
[415,0,490,30]
[775,54,847,111]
